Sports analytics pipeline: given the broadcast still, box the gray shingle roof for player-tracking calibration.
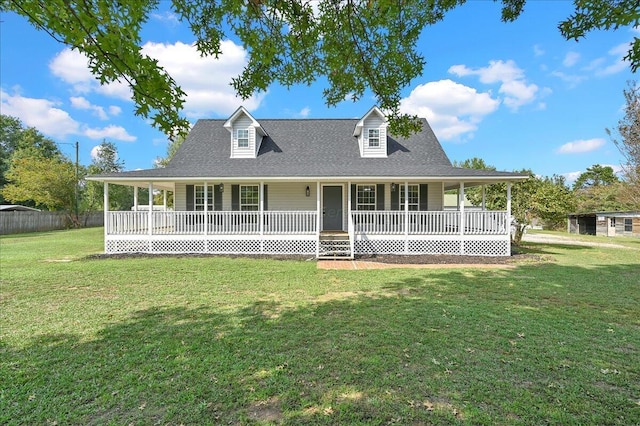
[92,118,525,180]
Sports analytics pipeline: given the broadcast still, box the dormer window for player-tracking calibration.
[237,129,249,148]
[367,129,380,147]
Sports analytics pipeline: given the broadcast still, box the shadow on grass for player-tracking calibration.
[2,263,639,425]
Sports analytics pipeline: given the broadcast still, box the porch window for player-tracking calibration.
[400,184,419,211]
[236,129,249,148]
[194,185,214,211]
[356,185,376,210]
[625,218,632,232]
[240,185,259,211]
[367,129,379,147]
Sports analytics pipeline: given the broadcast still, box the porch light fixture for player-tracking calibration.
[391,183,397,192]
[218,183,224,193]
[305,186,310,197]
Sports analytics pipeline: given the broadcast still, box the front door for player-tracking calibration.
[322,186,343,230]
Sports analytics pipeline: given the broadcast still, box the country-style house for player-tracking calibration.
[89,106,527,258]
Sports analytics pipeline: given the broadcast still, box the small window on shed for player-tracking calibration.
[624,218,632,232]
[610,218,616,227]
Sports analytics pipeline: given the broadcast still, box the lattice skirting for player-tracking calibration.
[354,238,509,257]
[106,238,316,255]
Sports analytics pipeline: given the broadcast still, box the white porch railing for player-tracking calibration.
[107,210,317,235]
[107,210,507,236]
[352,210,508,235]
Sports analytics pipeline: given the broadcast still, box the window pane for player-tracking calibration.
[368,129,379,147]
[625,218,632,232]
[240,185,259,211]
[195,185,214,211]
[237,129,249,148]
[400,185,419,210]
[357,185,376,210]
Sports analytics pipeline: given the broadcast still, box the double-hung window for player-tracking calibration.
[236,129,249,148]
[356,185,376,210]
[240,185,259,211]
[624,218,632,232]
[194,185,214,211]
[367,128,380,147]
[400,184,419,211]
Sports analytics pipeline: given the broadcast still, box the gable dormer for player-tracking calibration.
[353,106,388,158]
[224,106,267,158]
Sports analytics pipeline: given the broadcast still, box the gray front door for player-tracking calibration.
[322,186,343,230]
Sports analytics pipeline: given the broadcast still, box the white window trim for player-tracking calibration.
[236,128,249,148]
[400,184,420,211]
[367,128,380,148]
[240,184,259,211]
[356,184,376,211]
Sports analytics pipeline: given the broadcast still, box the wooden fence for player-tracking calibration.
[0,211,104,235]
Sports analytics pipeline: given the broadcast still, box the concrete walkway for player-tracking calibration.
[317,260,515,270]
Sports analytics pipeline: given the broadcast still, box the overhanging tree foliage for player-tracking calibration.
[2,0,637,139]
[608,80,640,209]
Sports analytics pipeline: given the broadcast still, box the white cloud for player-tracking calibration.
[399,79,499,141]
[1,89,80,138]
[49,49,131,100]
[0,89,136,142]
[551,71,587,88]
[556,138,606,154]
[297,107,311,118]
[448,60,539,111]
[595,42,630,76]
[84,125,136,142]
[108,105,122,116]
[562,171,583,184]
[533,44,545,57]
[563,52,580,67]
[70,96,111,120]
[151,11,180,26]
[141,40,264,117]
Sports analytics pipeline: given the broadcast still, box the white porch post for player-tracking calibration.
[259,181,264,253]
[316,181,321,257]
[148,182,153,252]
[507,182,512,238]
[203,182,208,236]
[459,182,465,255]
[163,190,167,210]
[103,182,109,247]
[482,185,486,210]
[133,186,138,211]
[404,181,409,253]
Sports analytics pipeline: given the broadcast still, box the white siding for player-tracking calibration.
[175,183,187,211]
[361,115,387,158]
[231,115,256,158]
[428,182,444,210]
[267,182,317,210]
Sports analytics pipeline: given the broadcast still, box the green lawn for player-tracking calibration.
[1,228,639,425]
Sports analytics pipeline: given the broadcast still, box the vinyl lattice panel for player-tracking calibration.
[354,240,405,254]
[106,240,149,253]
[408,240,462,255]
[207,239,262,254]
[152,240,206,253]
[263,240,316,254]
[463,239,510,256]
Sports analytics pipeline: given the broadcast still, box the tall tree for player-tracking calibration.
[155,135,186,168]
[535,175,576,230]
[607,81,640,209]
[572,164,619,191]
[0,115,62,204]
[2,0,637,139]
[84,141,133,212]
[1,154,78,222]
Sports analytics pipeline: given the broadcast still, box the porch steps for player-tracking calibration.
[318,231,353,259]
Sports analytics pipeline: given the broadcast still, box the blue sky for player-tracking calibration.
[1,2,637,183]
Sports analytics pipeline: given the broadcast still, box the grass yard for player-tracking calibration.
[1,228,639,425]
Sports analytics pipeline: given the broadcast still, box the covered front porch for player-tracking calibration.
[101,180,513,257]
